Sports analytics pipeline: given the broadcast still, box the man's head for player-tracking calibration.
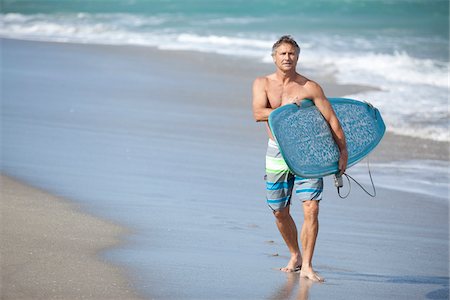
[271,35,300,72]
[271,35,300,57]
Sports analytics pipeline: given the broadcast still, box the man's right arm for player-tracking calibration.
[252,77,272,122]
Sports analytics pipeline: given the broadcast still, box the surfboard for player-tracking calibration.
[268,98,386,178]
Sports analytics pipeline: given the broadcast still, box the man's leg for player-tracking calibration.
[273,205,302,272]
[265,140,301,272]
[300,200,324,282]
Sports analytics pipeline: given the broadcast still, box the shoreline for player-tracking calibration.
[1,174,143,299]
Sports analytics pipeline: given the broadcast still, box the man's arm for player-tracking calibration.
[308,81,348,174]
[252,77,272,122]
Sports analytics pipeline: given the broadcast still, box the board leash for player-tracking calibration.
[334,157,377,199]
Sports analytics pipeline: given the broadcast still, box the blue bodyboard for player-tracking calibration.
[268,98,386,178]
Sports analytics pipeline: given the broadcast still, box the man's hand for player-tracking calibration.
[282,96,302,106]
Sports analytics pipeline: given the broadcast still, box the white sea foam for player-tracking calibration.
[1,12,448,142]
[325,51,447,88]
[160,33,272,57]
[329,54,449,142]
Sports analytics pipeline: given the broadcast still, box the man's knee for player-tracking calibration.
[303,200,319,220]
[273,206,290,220]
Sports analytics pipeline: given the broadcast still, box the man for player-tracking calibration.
[252,35,348,282]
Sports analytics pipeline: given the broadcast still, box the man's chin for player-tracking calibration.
[280,66,294,72]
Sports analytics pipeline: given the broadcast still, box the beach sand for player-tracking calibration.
[2,38,449,299]
[1,174,142,299]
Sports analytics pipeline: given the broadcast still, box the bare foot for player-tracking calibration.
[300,266,324,282]
[280,254,302,273]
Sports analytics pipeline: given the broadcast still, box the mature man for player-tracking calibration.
[252,35,348,282]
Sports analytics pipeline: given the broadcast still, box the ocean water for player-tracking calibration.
[1,0,449,142]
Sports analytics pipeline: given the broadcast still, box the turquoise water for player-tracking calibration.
[3,0,448,38]
[1,0,449,140]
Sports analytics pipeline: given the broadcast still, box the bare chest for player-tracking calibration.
[266,83,310,108]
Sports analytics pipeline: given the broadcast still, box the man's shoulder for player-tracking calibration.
[300,77,326,100]
[302,77,323,92]
[253,73,275,87]
[255,73,276,81]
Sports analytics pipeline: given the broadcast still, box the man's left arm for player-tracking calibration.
[309,82,348,174]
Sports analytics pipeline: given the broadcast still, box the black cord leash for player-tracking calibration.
[334,158,377,199]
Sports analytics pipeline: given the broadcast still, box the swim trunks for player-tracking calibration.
[265,139,323,211]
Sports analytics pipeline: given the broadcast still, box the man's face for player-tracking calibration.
[272,43,298,72]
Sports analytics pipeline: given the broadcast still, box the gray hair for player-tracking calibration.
[271,35,301,56]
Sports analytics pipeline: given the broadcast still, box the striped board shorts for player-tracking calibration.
[265,139,323,211]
